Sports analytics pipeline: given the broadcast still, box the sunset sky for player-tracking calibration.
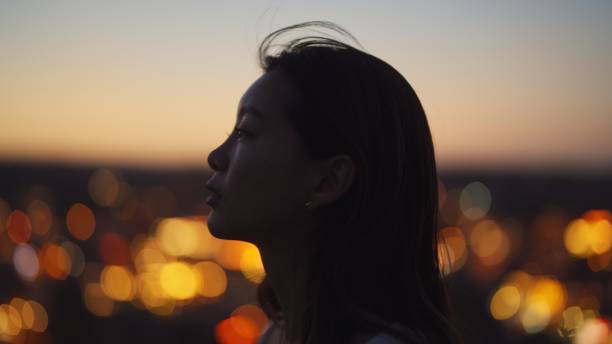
[1,1,611,173]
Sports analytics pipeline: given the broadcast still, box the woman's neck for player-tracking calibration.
[257,222,316,341]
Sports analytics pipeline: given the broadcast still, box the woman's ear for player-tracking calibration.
[310,154,355,208]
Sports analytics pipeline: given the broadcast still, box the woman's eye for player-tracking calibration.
[226,128,248,139]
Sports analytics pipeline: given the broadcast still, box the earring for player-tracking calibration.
[305,201,313,209]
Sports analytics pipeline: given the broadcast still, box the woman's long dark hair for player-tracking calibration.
[255,21,463,344]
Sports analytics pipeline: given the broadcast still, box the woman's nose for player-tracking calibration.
[207,145,226,172]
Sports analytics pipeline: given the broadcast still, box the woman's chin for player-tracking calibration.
[206,213,241,241]
[205,212,225,239]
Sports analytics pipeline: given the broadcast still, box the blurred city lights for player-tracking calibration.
[559,306,585,337]
[194,261,228,298]
[521,299,552,334]
[0,304,22,336]
[231,304,268,336]
[13,244,39,281]
[459,181,492,220]
[83,283,115,317]
[66,202,96,240]
[526,277,566,317]
[215,304,270,344]
[587,250,612,272]
[88,169,123,207]
[22,300,48,333]
[100,265,137,301]
[0,298,47,340]
[574,317,610,344]
[216,241,258,271]
[61,240,86,276]
[39,242,71,280]
[136,270,177,316]
[1,167,611,344]
[215,316,259,344]
[98,232,131,265]
[134,242,168,273]
[487,269,589,337]
[6,210,32,244]
[469,219,511,266]
[490,285,521,320]
[156,217,202,257]
[159,261,198,300]
[240,246,266,284]
[27,199,53,237]
[564,211,612,259]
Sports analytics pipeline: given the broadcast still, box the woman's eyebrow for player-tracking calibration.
[237,105,265,121]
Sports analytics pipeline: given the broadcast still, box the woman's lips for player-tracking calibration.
[206,192,221,207]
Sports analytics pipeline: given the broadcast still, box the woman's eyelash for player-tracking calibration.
[226,127,248,138]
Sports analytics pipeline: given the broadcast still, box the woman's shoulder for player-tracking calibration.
[364,332,407,344]
[256,321,422,344]
[257,321,282,344]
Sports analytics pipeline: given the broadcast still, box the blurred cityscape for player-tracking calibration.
[0,162,610,344]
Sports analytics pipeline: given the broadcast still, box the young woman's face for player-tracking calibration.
[205,69,316,245]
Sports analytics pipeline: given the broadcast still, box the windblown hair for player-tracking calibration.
[255,21,463,344]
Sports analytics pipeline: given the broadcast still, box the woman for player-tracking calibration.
[205,21,463,344]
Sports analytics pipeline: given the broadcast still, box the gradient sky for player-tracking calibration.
[1,1,611,173]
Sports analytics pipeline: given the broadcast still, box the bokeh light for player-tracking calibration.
[22,300,48,333]
[100,265,136,301]
[156,217,201,257]
[193,261,227,298]
[136,271,176,316]
[66,203,96,240]
[83,283,115,317]
[490,285,521,320]
[470,219,511,266]
[98,232,131,266]
[27,199,53,237]
[39,242,71,280]
[154,217,221,259]
[216,241,258,271]
[559,306,584,338]
[574,317,610,344]
[459,181,492,220]
[564,213,612,259]
[240,246,266,284]
[6,210,32,244]
[521,299,551,334]
[61,240,86,277]
[159,262,198,300]
[503,270,534,299]
[215,316,259,344]
[1,167,610,343]
[587,250,612,272]
[88,169,122,207]
[231,304,268,337]
[13,244,39,281]
[134,242,168,273]
[520,277,567,333]
[0,304,22,336]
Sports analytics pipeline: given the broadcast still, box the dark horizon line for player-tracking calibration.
[1,158,611,179]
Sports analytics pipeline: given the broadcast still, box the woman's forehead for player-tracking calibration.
[237,70,298,122]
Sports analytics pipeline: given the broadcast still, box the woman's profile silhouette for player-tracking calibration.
[205,21,463,344]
